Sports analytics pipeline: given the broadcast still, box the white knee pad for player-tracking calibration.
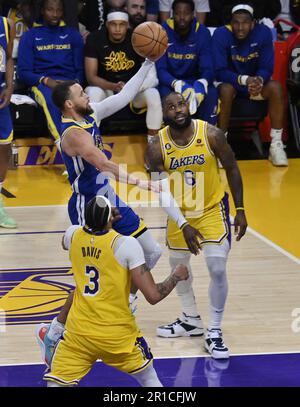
[169,250,193,294]
[136,230,162,270]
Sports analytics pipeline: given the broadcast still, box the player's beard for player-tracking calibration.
[75,104,94,116]
[163,114,192,130]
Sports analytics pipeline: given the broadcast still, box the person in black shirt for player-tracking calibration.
[84,10,162,141]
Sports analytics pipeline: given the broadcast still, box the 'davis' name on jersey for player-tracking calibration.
[169,154,205,170]
[81,246,101,259]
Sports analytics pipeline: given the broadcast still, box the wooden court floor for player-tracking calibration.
[1,159,300,367]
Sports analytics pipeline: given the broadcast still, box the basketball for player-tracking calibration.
[131,22,168,61]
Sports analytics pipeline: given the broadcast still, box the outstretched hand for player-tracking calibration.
[234,211,247,241]
[182,224,204,255]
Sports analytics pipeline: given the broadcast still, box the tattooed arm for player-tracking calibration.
[131,264,189,305]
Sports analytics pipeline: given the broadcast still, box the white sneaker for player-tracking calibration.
[156,313,204,338]
[204,329,229,359]
[269,141,288,166]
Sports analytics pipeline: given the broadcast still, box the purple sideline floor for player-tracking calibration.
[1,353,300,387]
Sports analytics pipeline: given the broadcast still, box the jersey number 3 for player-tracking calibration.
[84,266,100,296]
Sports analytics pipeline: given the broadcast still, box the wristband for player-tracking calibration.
[236,207,244,211]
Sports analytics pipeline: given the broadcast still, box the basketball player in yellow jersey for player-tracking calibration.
[43,195,189,387]
[146,92,247,359]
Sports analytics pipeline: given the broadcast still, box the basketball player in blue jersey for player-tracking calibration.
[0,14,17,228]
[145,92,247,359]
[42,195,189,387]
[36,59,164,366]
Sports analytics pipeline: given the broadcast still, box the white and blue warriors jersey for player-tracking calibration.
[60,113,109,197]
[0,17,9,87]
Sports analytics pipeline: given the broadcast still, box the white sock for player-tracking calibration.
[132,363,163,387]
[270,128,283,143]
[177,285,200,319]
[208,304,224,330]
[47,317,65,341]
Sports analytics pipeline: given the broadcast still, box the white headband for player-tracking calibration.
[107,12,129,22]
[95,195,112,225]
[232,4,254,16]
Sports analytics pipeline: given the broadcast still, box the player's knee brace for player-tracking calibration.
[144,242,162,270]
[136,230,162,270]
[169,250,193,294]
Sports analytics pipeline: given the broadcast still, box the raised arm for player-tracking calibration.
[90,59,154,122]
[207,125,248,241]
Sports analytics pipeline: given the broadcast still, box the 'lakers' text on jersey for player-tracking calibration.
[159,119,224,217]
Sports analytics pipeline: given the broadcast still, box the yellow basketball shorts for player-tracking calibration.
[167,193,231,251]
[44,330,153,386]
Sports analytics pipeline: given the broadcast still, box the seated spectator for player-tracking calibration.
[206,0,281,27]
[17,0,84,145]
[156,0,218,125]
[212,3,288,166]
[7,0,36,59]
[125,0,146,29]
[159,0,210,23]
[84,10,162,142]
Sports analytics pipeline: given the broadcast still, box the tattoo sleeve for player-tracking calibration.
[156,274,180,300]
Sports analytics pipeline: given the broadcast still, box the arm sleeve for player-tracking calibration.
[197,26,214,84]
[17,32,43,86]
[90,59,154,122]
[158,177,187,228]
[71,29,84,84]
[114,236,146,269]
[256,28,274,83]
[212,29,240,86]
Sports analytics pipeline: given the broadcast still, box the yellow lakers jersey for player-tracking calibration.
[7,8,28,40]
[159,119,224,216]
[66,228,139,352]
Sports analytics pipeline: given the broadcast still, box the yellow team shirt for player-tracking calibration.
[159,119,225,217]
[66,228,139,353]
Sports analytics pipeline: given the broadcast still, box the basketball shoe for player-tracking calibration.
[204,328,229,359]
[156,313,204,337]
[36,323,57,367]
[0,198,17,228]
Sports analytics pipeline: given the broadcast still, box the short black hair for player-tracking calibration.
[52,80,78,110]
[162,91,185,107]
[85,196,111,233]
[172,0,195,13]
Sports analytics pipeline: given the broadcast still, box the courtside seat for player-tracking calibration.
[229,97,268,156]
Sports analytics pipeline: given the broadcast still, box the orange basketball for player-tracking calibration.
[131,22,168,61]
